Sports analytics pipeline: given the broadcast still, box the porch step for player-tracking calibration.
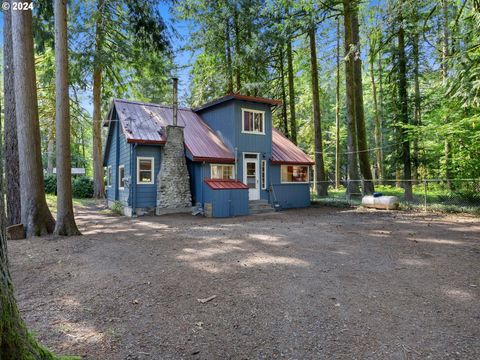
[249,200,275,215]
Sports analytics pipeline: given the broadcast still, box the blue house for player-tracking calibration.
[103,94,314,217]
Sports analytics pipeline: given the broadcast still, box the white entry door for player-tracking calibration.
[244,155,260,200]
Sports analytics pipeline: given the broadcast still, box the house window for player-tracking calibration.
[137,157,154,184]
[281,165,309,183]
[107,166,112,187]
[118,165,125,189]
[261,160,267,190]
[211,164,235,179]
[242,109,265,134]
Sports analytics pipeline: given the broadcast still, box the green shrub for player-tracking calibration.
[44,174,57,194]
[111,201,123,215]
[72,176,94,198]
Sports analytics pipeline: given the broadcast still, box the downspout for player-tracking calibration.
[234,147,238,180]
[201,161,206,207]
[130,143,137,216]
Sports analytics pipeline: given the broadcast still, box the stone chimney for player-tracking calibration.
[156,78,192,215]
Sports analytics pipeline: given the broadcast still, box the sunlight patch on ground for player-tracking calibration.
[248,233,289,246]
[242,252,309,267]
[55,320,104,344]
[409,237,466,246]
[443,288,475,301]
[398,258,430,267]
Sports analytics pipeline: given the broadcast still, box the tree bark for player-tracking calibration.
[369,43,383,182]
[343,0,360,196]
[378,48,385,182]
[92,0,105,199]
[233,5,241,92]
[397,8,413,201]
[412,12,421,181]
[225,17,234,93]
[279,46,289,137]
[286,39,297,144]
[335,18,341,189]
[3,0,21,227]
[351,4,374,194]
[442,0,452,187]
[308,23,328,197]
[54,0,81,236]
[47,134,54,174]
[12,7,55,237]
[1,109,56,360]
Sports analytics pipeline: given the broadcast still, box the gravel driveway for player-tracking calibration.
[9,204,480,359]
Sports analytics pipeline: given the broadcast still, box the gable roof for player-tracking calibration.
[105,98,313,166]
[193,93,282,112]
[271,129,314,165]
[109,99,235,163]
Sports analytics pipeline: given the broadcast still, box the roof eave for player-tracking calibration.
[270,160,314,166]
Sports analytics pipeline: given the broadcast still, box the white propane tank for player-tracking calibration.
[362,195,399,210]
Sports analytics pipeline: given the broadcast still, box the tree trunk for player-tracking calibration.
[442,0,452,187]
[233,6,241,92]
[0,107,56,360]
[3,0,21,227]
[377,49,385,183]
[369,44,383,183]
[12,7,55,237]
[335,18,341,189]
[47,134,54,174]
[412,14,421,181]
[397,9,413,201]
[54,0,81,236]
[286,39,297,144]
[225,17,234,93]
[309,22,328,197]
[351,5,374,194]
[343,0,360,196]
[279,46,289,137]
[92,0,105,199]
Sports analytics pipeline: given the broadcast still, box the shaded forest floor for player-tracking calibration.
[8,203,480,359]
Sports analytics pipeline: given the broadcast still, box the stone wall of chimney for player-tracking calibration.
[156,125,192,214]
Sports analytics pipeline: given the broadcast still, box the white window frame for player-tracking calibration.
[107,165,112,187]
[261,160,267,190]
[210,163,235,180]
[137,157,154,185]
[118,165,125,190]
[280,165,310,184]
[241,108,265,135]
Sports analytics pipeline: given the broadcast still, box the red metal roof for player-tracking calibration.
[111,99,235,163]
[205,179,248,190]
[271,129,314,165]
[194,93,282,112]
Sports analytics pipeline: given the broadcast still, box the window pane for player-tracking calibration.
[244,112,251,131]
[254,113,263,132]
[281,165,308,183]
[139,159,152,171]
[119,167,125,187]
[211,165,234,179]
[139,171,152,182]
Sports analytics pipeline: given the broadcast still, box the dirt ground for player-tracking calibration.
[8,203,480,359]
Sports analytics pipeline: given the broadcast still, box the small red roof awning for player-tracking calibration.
[205,179,248,190]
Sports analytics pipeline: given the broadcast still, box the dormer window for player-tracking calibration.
[242,108,265,135]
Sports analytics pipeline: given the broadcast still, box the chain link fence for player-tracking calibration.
[311,179,480,214]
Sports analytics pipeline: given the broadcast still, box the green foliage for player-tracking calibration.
[111,201,124,215]
[44,174,57,195]
[72,176,94,198]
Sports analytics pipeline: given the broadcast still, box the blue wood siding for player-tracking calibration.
[134,145,162,208]
[233,101,272,201]
[269,164,311,208]
[104,119,118,202]
[118,125,131,206]
[204,187,249,217]
[196,102,235,150]
[188,161,208,205]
